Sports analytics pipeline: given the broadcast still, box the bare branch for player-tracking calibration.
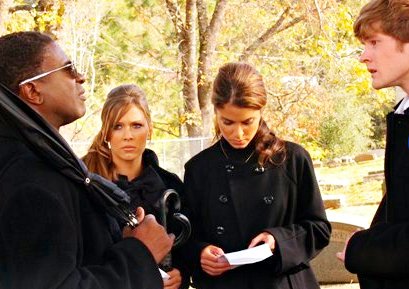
[239,6,290,61]
[276,14,306,33]
[153,123,180,138]
[9,5,33,13]
[68,107,102,141]
[313,0,323,31]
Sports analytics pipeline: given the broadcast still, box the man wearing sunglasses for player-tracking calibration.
[0,31,173,289]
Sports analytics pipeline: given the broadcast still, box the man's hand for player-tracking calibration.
[123,210,174,263]
[134,206,145,223]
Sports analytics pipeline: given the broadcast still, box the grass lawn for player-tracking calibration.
[315,158,384,206]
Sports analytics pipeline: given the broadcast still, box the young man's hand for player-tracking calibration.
[336,229,361,263]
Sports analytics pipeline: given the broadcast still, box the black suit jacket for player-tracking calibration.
[0,122,162,289]
[345,111,409,289]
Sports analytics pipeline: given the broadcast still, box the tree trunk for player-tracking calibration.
[181,0,201,137]
[163,0,315,138]
[197,0,227,137]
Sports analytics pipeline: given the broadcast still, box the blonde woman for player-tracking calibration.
[83,84,189,289]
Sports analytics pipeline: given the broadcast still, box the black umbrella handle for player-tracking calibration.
[159,189,191,271]
[159,189,180,228]
[158,190,191,246]
[172,212,191,248]
[160,212,191,271]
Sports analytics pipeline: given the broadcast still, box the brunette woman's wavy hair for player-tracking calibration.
[82,84,152,180]
[212,62,286,166]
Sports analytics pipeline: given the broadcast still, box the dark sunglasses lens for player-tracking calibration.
[68,64,79,78]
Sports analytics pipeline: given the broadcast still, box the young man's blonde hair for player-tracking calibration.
[354,0,409,42]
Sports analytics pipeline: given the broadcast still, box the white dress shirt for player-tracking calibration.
[395,96,409,114]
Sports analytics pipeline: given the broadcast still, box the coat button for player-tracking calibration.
[216,226,225,235]
[219,194,228,203]
[254,166,265,173]
[263,196,274,205]
[225,164,234,173]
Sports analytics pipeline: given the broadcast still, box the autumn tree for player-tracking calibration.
[5,0,65,37]
[163,0,343,138]
[1,0,394,159]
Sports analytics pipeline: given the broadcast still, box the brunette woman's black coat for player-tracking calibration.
[183,140,331,289]
[0,123,162,289]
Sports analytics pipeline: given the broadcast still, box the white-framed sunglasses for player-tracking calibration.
[19,63,80,86]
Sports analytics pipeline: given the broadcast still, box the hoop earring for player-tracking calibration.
[104,138,111,150]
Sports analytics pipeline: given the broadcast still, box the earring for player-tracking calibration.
[147,133,152,146]
[104,138,111,150]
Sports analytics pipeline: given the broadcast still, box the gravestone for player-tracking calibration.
[363,173,384,182]
[310,221,364,284]
[319,179,350,190]
[322,195,345,209]
[354,153,375,163]
[313,159,323,168]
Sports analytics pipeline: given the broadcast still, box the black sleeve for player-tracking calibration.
[345,221,409,278]
[181,162,211,270]
[265,147,331,273]
[0,181,163,289]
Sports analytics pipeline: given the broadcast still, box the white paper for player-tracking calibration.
[218,243,273,266]
[159,268,170,280]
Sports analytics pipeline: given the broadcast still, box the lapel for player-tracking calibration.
[393,97,409,115]
[394,98,403,111]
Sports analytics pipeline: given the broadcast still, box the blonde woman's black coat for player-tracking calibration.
[115,149,191,289]
[183,140,331,289]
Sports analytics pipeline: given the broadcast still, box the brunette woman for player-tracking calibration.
[183,62,331,289]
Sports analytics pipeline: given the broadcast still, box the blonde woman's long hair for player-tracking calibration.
[83,84,152,180]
